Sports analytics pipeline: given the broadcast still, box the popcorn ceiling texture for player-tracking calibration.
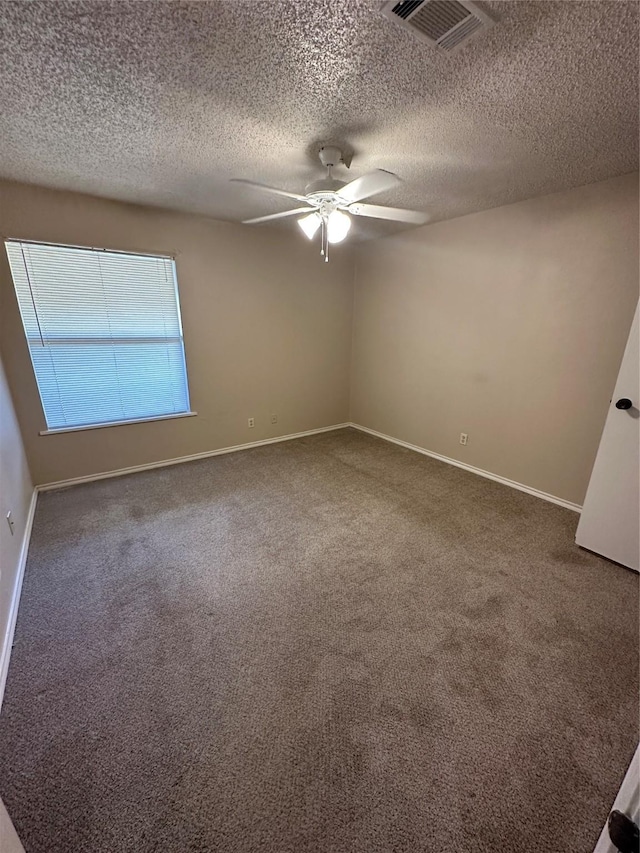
[0,0,637,231]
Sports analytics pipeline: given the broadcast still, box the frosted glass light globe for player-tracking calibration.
[297,212,321,239]
[327,210,351,244]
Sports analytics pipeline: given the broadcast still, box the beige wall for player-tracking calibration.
[350,173,639,506]
[1,174,637,504]
[0,354,33,703]
[0,181,355,484]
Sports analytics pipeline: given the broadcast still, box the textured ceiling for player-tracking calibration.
[0,0,638,237]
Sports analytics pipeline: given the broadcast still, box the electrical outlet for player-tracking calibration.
[459,433,468,446]
[248,417,255,428]
[6,511,15,536]
[270,414,278,424]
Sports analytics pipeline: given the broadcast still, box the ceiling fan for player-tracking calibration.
[231,146,429,262]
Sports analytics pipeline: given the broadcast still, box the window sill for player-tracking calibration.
[39,411,197,436]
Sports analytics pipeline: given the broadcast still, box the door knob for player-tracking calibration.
[616,398,633,410]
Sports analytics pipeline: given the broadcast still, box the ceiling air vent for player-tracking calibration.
[381,0,494,52]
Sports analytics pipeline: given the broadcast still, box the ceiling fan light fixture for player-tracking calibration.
[298,212,322,239]
[234,147,427,262]
[327,210,351,244]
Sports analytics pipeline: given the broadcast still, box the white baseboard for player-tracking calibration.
[349,423,582,513]
[0,489,38,712]
[36,423,350,492]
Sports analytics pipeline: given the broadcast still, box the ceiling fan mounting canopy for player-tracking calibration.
[318,145,343,169]
[306,147,347,195]
[231,143,429,261]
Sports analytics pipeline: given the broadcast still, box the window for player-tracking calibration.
[5,240,193,433]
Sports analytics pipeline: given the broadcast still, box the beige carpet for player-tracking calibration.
[0,428,637,852]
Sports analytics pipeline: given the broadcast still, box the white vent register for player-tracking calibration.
[382,0,493,52]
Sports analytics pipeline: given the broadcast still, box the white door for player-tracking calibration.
[593,745,639,853]
[0,798,25,853]
[576,304,639,571]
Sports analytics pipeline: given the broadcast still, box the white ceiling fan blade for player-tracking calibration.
[336,169,402,203]
[231,178,311,205]
[348,203,429,225]
[242,207,312,225]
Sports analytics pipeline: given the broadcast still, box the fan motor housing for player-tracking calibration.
[305,177,346,197]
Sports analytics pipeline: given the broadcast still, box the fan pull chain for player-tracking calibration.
[324,215,329,262]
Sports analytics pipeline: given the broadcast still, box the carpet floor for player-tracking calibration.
[0,428,638,853]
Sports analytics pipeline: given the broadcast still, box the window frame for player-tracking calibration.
[5,238,197,435]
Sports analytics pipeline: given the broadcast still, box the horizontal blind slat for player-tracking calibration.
[5,240,191,430]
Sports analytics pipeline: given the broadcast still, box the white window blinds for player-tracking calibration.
[5,240,191,431]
